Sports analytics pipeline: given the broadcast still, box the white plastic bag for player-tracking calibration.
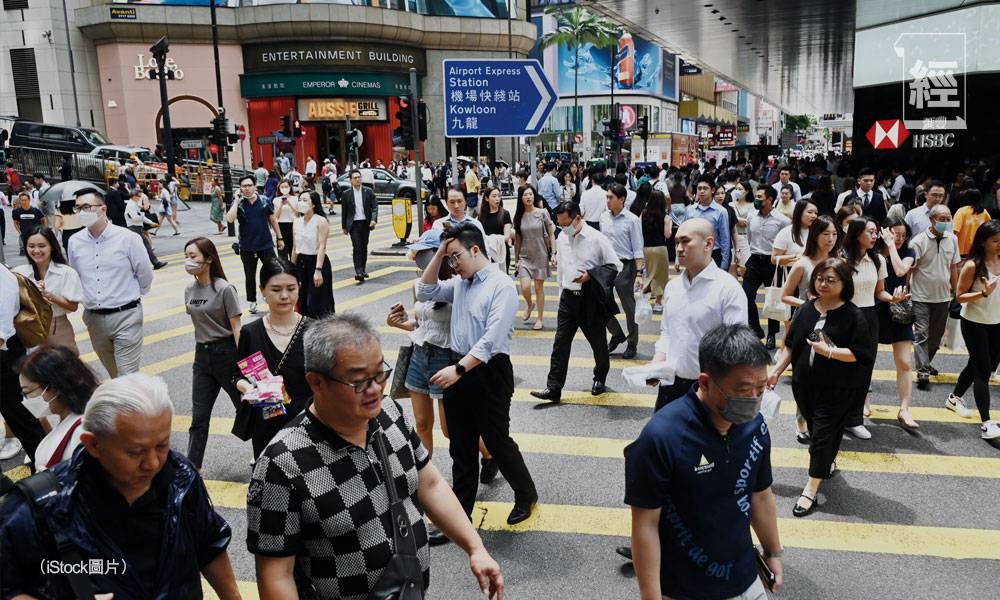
[621,362,675,391]
[760,388,782,422]
[761,267,790,321]
[635,293,652,325]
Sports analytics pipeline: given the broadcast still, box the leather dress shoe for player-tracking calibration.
[591,381,606,396]
[765,335,776,351]
[622,348,637,360]
[153,261,168,270]
[480,458,500,484]
[506,500,536,525]
[608,334,627,354]
[530,388,561,403]
[427,524,450,546]
[615,546,633,560]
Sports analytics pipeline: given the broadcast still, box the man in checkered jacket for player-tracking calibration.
[247,313,504,599]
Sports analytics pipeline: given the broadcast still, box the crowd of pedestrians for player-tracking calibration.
[2,150,1000,600]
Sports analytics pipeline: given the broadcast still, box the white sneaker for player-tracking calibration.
[0,437,23,460]
[982,421,1000,440]
[945,394,973,418]
[249,301,258,314]
[845,425,872,440]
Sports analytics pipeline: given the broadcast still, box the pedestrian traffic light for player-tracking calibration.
[280,115,291,138]
[293,120,304,138]
[638,115,649,141]
[394,97,414,149]
[602,118,614,138]
[417,100,428,142]
[212,115,229,148]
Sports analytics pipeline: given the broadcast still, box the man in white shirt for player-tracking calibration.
[651,218,748,411]
[68,189,154,378]
[1,263,47,462]
[601,183,645,359]
[770,167,802,202]
[253,161,269,193]
[531,202,621,403]
[340,169,378,282]
[580,173,608,229]
[889,166,907,201]
[905,180,947,236]
[431,187,487,239]
[32,174,53,220]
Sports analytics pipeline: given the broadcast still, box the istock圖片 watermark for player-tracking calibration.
[40,558,126,576]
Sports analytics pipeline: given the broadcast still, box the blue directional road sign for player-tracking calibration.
[443,59,557,138]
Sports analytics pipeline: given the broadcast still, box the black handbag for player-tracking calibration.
[367,428,424,600]
[889,298,916,324]
[389,345,414,400]
[949,298,963,319]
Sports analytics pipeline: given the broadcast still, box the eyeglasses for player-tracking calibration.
[446,250,470,267]
[73,204,102,213]
[322,360,393,394]
[816,276,842,285]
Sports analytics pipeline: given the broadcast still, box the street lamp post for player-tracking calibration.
[150,37,175,178]
[208,0,236,237]
[59,0,81,127]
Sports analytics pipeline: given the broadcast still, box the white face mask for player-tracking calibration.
[279,187,290,196]
[732,189,744,201]
[296,201,312,213]
[78,210,99,228]
[184,259,204,274]
[561,221,580,236]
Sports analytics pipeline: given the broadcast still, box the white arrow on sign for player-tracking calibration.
[525,63,552,131]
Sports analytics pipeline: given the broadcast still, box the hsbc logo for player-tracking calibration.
[866,119,910,149]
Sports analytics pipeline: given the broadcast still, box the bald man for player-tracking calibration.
[615,218,748,562]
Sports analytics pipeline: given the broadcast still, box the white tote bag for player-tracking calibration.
[761,267,791,322]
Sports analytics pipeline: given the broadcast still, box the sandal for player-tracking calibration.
[533,320,544,331]
[792,493,818,518]
[523,300,534,323]
[897,410,920,432]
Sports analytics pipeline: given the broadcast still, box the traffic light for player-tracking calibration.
[417,100,428,142]
[293,120,303,138]
[211,115,228,148]
[279,115,291,138]
[638,115,649,141]
[394,97,414,149]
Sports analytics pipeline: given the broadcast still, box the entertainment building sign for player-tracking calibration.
[243,42,426,75]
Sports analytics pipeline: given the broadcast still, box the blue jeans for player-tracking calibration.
[405,343,451,400]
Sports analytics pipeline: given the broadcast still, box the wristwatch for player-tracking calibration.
[763,548,784,559]
[454,363,467,376]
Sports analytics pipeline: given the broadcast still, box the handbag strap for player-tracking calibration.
[373,426,420,557]
[769,264,787,287]
[273,316,304,375]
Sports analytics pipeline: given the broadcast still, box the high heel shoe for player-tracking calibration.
[792,493,818,518]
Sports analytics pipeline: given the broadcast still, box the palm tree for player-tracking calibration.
[538,6,617,151]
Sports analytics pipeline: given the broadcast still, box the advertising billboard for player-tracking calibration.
[556,30,663,97]
[661,51,678,101]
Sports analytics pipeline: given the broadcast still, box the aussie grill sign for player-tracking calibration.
[297,99,387,122]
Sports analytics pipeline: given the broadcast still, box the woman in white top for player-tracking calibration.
[273,181,297,262]
[948,220,1000,440]
[772,199,818,269]
[17,344,99,470]
[291,191,334,318]
[731,180,756,268]
[561,170,578,203]
[842,217,904,439]
[776,184,797,221]
[158,176,180,235]
[13,228,84,354]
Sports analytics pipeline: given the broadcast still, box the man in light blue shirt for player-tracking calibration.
[416,223,538,526]
[537,162,562,215]
[601,182,645,359]
[686,177,732,270]
[430,187,487,239]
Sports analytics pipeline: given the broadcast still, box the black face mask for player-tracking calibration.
[753,200,764,211]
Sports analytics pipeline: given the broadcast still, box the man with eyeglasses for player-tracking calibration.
[417,223,539,526]
[227,174,284,313]
[905,179,947,236]
[248,314,505,600]
[67,188,153,378]
[685,177,732,270]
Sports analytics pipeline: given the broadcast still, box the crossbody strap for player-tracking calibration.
[274,316,305,375]
[373,427,420,557]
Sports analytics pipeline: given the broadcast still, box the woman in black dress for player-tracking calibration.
[768,258,877,518]
[235,257,313,457]
[878,217,919,430]
[478,186,513,270]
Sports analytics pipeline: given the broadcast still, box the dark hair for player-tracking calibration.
[16,345,99,415]
[967,220,1000,281]
[803,215,840,259]
[589,172,605,188]
[545,161,557,172]
[698,324,772,380]
[762,185,778,202]
[607,182,628,201]
[695,176,715,190]
[631,181,652,217]
[642,190,668,233]
[555,200,581,220]
[33,173,45,181]
[424,194,447,225]
[305,190,326,217]
[897,185,916,212]
[836,204,861,230]
[513,184,542,235]
[926,179,947,193]
[779,166,791,174]
[184,237,229,290]
[24,227,67,280]
[790,200,817,246]
[842,217,883,274]
[878,216,911,258]
[961,189,985,215]
[349,169,362,178]
[238,174,255,186]
[446,185,466,199]
[259,256,298,288]
[858,167,876,179]
[808,257,855,302]
[478,186,506,230]
[440,222,487,256]
[841,176,857,194]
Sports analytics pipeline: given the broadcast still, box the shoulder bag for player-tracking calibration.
[762,266,791,322]
[12,270,54,348]
[231,317,305,440]
[389,344,414,400]
[367,427,424,600]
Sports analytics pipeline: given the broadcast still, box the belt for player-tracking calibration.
[562,288,583,296]
[88,299,140,315]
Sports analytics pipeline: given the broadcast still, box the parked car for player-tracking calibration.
[8,121,110,154]
[335,168,424,203]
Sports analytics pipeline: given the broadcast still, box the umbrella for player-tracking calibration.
[37,180,107,214]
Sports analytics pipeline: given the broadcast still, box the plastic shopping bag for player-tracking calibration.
[635,293,652,325]
[761,267,791,322]
[621,362,675,391]
[760,389,782,422]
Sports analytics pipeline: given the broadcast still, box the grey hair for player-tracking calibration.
[82,373,174,436]
[930,204,952,219]
[698,324,772,379]
[304,313,381,375]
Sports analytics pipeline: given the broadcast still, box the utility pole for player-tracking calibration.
[59,0,80,127]
[609,43,616,170]
[151,37,175,178]
[208,0,235,236]
[409,68,423,230]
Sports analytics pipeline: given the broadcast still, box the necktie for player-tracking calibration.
[864,193,870,207]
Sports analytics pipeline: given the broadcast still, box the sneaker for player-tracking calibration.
[845,425,872,440]
[652,304,663,314]
[0,437,23,460]
[945,394,973,418]
[981,421,1000,440]
[249,302,258,314]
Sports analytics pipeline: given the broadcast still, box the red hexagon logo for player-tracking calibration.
[866,120,910,150]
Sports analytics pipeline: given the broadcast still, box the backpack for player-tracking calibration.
[12,270,53,348]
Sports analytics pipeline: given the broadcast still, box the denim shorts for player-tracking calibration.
[405,343,451,400]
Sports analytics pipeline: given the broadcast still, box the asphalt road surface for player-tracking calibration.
[3,201,998,600]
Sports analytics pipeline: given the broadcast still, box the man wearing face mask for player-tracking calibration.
[67,189,154,378]
[626,324,783,600]
[742,186,790,345]
[909,204,963,391]
[532,202,622,403]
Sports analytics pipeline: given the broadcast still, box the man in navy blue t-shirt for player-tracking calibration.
[625,324,784,600]
[226,175,285,314]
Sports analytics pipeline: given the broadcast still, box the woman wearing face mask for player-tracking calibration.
[768,258,877,517]
[12,227,83,353]
[273,181,297,262]
[183,237,243,469]
[235,258,313,458]
[16,344,100,470]
[513,185,555,330]
[291,191,334,319]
